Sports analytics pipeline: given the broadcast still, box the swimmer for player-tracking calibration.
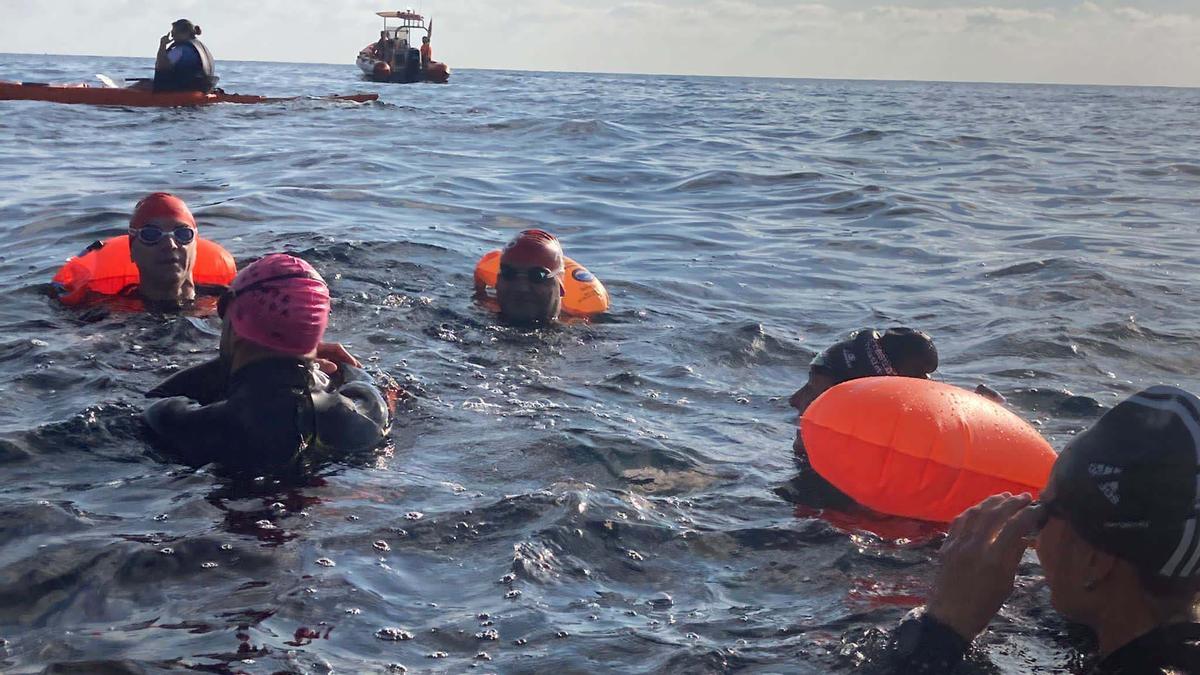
[888,385,1200,672]
[51,192,234,311]
[782,328,1005,511]
[127,193,211,307]
[144,253,390,471]
[489,229,565,326]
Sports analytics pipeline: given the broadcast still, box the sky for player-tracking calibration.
[0,0,1195,86]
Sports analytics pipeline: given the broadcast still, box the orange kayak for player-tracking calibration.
[0,81,378,107]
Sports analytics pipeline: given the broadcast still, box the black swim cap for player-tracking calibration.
[810,328,937,382]
[1050,386,1200,579]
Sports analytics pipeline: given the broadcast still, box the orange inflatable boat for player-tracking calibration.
[52,235,236,306]
[474,250,609,316]
[0,81,378,107]
[800,377,1056,523]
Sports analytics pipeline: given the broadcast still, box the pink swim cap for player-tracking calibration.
[223,253,330,356]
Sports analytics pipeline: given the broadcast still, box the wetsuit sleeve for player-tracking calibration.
[886,608,969,673]
[313,365,390,452]
[146,358,228,404]
[143,397,237,466]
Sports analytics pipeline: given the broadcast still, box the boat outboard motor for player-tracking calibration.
[403,47,422,83]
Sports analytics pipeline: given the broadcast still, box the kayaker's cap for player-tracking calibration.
[811,328,937,381]
[1048,385,1200,579]
[172,19,201,36]
[221,253,330,356]
[130,192,196,230]
[500,229,564,273]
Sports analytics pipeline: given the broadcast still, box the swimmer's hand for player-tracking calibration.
[974,384,1006,405]
[315,342,361,375]
[925,493,1040,642]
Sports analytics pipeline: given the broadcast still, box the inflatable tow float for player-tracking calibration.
[52,235,236,306]
[800,377,1056,523]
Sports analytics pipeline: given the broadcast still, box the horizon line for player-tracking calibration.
[1,51,1196,91]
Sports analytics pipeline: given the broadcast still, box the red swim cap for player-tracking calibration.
[500,229,564,271]
[225,254,331,356]
[130,192,196,230]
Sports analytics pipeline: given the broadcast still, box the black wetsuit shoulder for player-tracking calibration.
[887,612,1200,674]
[1093,622,1200,674]
[776,435,856,510]
[147,357,228,405]
[144,358,389,471]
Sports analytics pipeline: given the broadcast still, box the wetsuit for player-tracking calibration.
[888,610,1200,674]
[776,435,856,510]
[144,357,389,471]
[154,38,218,93]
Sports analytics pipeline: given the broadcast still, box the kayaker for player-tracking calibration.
[887,385,1200,673]
[153,19,217,93]
[421,36,432,67]
[144,253,391,473]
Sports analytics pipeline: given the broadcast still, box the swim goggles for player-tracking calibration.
[130,225,196,246]
[1032,498,1066,533]
[218,271,326,319]
[498,264,561,284]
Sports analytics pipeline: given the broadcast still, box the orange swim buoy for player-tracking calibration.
[473,249,610,316]
[51,235,236,306]
[800,377,1056,523]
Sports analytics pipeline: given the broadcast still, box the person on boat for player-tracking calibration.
[51,192,233,312]
[420,36,432,67]
[484,229,566,326]
[152,19,217,93]
[887,385,1200,673]
[144,253,390,472]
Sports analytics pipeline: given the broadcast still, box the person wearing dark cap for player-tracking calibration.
[152,19,217,93]
[782,328,1002,511]
[788,327,939,415]
[888,385,1200,673]
[493,229,565,326]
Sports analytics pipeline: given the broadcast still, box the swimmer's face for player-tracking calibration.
[495,263,562,326]
[1033,483,1097,623]
[130,217,197,294]
[789,367,840,415]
